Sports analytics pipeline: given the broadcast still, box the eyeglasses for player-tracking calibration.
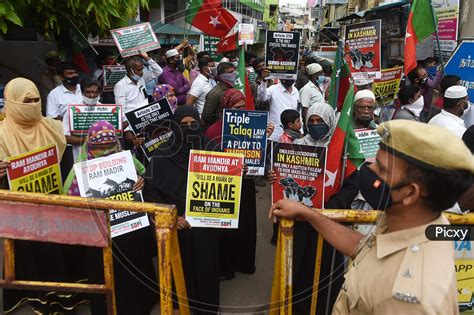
[355,105,376,112]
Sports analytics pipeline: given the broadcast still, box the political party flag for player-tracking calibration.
[327,46,351,111]
[236,46,255,110]
[324,83,365,202]
[216,33,238,54]
[404,0,436,75]
[185,0,237,38]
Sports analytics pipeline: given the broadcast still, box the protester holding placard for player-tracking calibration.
[159,49,190,106]
[143,106,221,314]
[299,63,325,124]
[63,120,157,315]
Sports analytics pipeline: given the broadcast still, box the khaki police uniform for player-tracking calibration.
[332,120,474,315]
[332,214,459,315]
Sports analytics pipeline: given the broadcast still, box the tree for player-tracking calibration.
[0,0,149,36]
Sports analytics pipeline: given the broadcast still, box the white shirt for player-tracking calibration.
[428,109,467,138]
[114,59,163,114]
[299,81,324,108]
[188,74,216,115]
[258,82,300,141]
[46,84,83,118]
[463,103,473,128]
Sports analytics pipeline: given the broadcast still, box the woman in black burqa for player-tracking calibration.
[143,105,220,314]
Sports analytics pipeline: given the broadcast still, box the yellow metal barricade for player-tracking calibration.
[270,209,474,314]
[0,190,190,315]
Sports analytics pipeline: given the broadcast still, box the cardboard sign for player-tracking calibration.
[238,24,255,45]
[68,104,123,137]
[73,151,149,238]
[372,66,403,105]
[221,109,268,176]
[110,22,161,58]
[7,144,62,194]
[344,20,382,80]
[265,31,300,80]
[433,0,460,59]
[354,129,381,163]
[445,41,474,102]
[103,65,127,92]
[185,150,244,229]
[125,98,174,160]
[271,142,326,208]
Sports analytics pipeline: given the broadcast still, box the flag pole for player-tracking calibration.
[332,39,343,109]
[429,0,445,74]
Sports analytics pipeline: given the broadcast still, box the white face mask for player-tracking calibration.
[83,95,100,105]
[404,96,424,117]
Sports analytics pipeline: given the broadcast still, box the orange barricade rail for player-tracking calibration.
[0,190,190,315]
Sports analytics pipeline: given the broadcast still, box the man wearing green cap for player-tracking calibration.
[270,120,473,314]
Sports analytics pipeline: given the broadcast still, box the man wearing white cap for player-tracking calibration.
[299,63,326,124]
[428,85,468,137]
[159,49,190,106]
[353,89,377,129]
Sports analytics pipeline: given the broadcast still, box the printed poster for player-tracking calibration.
[271,142,326,208]
[68,105,123,137]
[222,109,268,176]
[185,150,244,229]
[372,66,403,106]
[103,65,127,92]
[238,24,255,45]
[344,20,382,80]
[110,22,161,58]
[454,240,474,313]
[445,41,474,103]
[265,30,300,80]
[73,151,149,238]
[433,0,460,59]
[354,129,381,163]
[7,144,62,194]
[125,98,174,160]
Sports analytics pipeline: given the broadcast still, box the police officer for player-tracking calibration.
[270,120,474,314]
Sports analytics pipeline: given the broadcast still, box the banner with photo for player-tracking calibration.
[265,31,300,80]
[68,104,123,137]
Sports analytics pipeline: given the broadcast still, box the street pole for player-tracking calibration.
[429,0,445,74]
[332,39,343,109]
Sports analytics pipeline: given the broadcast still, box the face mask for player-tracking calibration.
[177,61,185,73]
[63,75,79,86]
[420,77,428,85]
[219,72,237,87]
[427,66,437,77]
[460,101,470,118]
[232,61,238,68]
[404,96,424,117]
[314,76,325,85]
[307,123,329,140]
[130,69,142,81]
[281,80,294,88]
[359,165,408,210]
[255,69,263,76]
[90,144,118,158]
[83,95,100,105]
[208,67,217,78]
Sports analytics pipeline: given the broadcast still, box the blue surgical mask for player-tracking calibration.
[315,76,325,85]
[130,69,142,81]
[427,66,437,77]
[307,123,329,140]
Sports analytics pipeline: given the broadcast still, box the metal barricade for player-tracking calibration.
[269,209,474,315]
[0,190,190,315]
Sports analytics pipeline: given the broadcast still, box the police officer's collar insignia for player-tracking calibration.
[403,268,413,278]
[394,292,419,304]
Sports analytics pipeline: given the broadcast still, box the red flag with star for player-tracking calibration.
[216,33,237,54]
[185,0,237,38]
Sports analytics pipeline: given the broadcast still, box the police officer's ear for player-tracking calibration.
[399,182,423,207]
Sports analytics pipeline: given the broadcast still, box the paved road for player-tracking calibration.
[1,182,276,314]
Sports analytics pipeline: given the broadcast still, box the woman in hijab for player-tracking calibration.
[270,102,356,315]
[0,78,74,314]
[64,120,158,315]
[153,83,178,112]
[143,105,221,314]
[205,89,257,278]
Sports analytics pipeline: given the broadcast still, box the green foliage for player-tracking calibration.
[0,0,149,36]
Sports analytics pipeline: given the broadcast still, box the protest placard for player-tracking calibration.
[238,24,255,45]
[271,142,326,208]
[68,105,123,137]
[125,98,174,160]
[103,65,127,92]
[110,22,161,58]
[445,40,474,102]
[185,150,244,229]
[222,109,268,176]
[433,0,460,59]
[265,30,300,80]
[7,144,62,194]
[354,128,381,163]
[73,151,149,238]
[344,20,381,80]
[372,66,403,105]
[454,240,474,312]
